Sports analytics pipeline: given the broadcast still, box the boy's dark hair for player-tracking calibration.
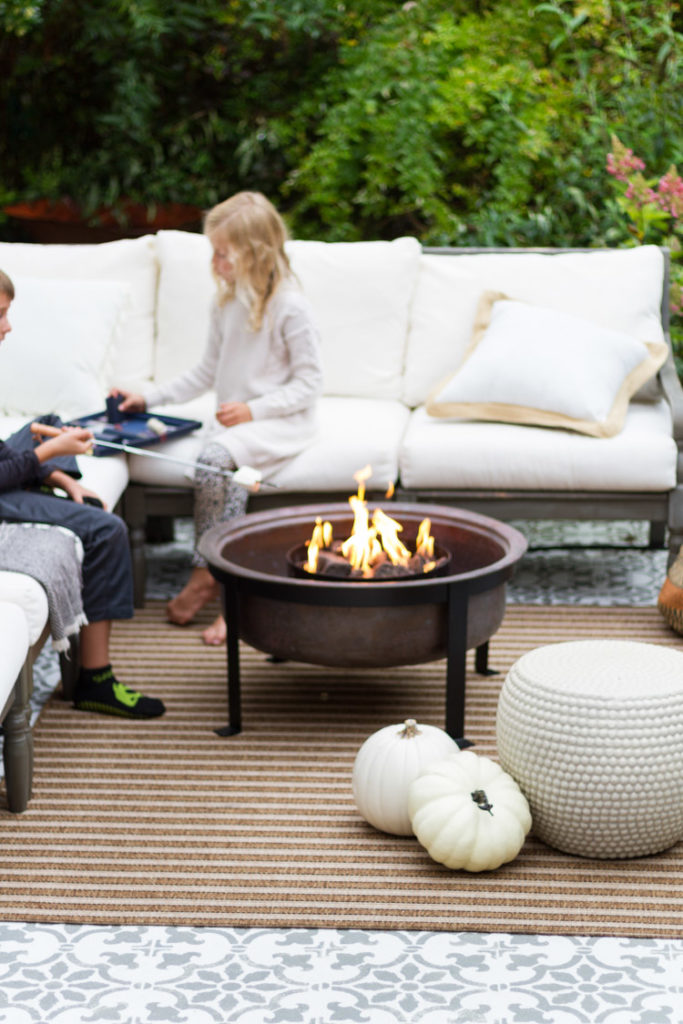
[0,270,15,299]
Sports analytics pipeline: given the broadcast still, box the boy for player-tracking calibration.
[0,270,164,718]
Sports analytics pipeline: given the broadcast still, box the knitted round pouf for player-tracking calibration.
[496,640,683,859]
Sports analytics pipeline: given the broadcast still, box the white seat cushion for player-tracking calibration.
[128,396,410,494]
[269,397,410,492]
[399,399,677,491]
[0,602,30,705]
[74,451,130,512]
[0,577,47,646]
[126,395,216,487]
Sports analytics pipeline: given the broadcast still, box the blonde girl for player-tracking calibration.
[116,192,324,645]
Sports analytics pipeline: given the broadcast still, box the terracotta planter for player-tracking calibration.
[3,198,203,243]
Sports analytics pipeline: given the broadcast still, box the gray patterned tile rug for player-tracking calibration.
[3,519,682,1024]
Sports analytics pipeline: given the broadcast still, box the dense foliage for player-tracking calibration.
[1,0,682,253]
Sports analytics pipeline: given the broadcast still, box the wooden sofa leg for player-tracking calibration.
[123,486,148,608]
[649,521,666,549]
[3,665,33,813]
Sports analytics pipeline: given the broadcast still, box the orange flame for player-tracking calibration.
[305,466,436,577]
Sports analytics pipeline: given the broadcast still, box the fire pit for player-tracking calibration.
[199,502,527,746]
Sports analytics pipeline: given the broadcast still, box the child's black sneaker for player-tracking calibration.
[73,666,165,719]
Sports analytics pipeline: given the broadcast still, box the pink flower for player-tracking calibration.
[606,136,646,182]
[624,174,658,208]
[656,166,683,219]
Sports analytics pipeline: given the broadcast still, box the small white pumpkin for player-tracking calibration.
[408,750,532,871]
[352,719,459,835]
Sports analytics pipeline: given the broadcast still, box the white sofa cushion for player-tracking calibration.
[74,451,130,512]
[426,294,667,438]
[269,397,410,492]
[403,246,666,406]
[0,234,158,388]
[154,230,215,382]
[286,237,421,400]
[128,395,409,494]
[0,575,48,646]
[154,231,422,402]
[0,601,30,704]
[400,399,677,492]
[0,276,130,419]
[126,394,216,487]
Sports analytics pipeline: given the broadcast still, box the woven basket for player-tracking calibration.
[496,640,683,859]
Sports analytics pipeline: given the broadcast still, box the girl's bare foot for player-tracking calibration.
[202,614,227,646]
[167,568,219,625]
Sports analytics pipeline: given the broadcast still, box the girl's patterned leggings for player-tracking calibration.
[192,442,249,568]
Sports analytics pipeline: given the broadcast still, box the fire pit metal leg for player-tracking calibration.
[215,582,242,737]
[446,583,473,749]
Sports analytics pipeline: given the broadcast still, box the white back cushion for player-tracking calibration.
[403,245,666,406]
[0,276,130,418]
[286,237,421,400]
[155,230,215,381]
[0,234,158,387]
[155,232,422,401]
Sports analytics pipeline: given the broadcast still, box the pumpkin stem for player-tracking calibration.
[471,789,493,815]
[399,719,421,738]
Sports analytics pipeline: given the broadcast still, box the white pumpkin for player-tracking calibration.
[408,750,532,871]
[352,719,459,835]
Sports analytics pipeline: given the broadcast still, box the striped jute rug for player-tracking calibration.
[1,602,682,936]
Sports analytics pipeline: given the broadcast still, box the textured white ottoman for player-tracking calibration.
[496,640,683,859]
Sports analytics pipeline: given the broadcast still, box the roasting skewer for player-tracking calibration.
[29,421,278,491]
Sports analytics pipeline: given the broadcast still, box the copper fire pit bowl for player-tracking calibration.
[199,502,527,744]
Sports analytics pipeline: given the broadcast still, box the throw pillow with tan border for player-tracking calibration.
[426,291,668,438]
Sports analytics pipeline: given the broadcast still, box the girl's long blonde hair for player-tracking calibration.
[204,192,292,330]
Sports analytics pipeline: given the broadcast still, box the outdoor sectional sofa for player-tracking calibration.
[0,231,680,627]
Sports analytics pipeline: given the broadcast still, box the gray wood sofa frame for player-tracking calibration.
[122,246,683,608]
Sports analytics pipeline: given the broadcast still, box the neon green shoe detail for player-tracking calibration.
[112,682,142,708]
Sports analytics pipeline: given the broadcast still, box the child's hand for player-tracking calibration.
[35,427,95,461]
[110,388,146,413]
[63,479,108,510]
[43,470,108,510]
[216,402,252,427]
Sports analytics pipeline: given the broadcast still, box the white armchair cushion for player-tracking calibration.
[426,294,667,438]
[0,276,131,419]
[0,574,48,646]
[0,601,30,705]
[0,234,157,387]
